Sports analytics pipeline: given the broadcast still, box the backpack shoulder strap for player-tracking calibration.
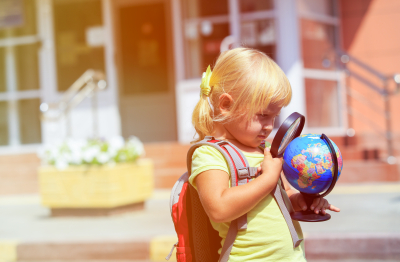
[187,136,258,188]
[273,179,303,248]
[259,142,303,248]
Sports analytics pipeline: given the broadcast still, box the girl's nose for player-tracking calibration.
[262,123,273,131]
[262,119,274,131]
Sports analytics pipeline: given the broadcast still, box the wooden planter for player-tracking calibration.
[38,158,154,216]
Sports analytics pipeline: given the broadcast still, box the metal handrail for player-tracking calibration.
[336,49,400,163]
[40,69,107,138]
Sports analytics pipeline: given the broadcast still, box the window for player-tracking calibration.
[0,0,41,146]
[301,19,336,70]
[240,0,273,13]
[181,0,276,79]
[53,0,105,91]
[305,79,340,127]
[299,0,342,129]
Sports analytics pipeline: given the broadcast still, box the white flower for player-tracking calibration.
[70,150,83,165]
[97,152,110,164]
[66,138,86,153]
[107,147,118,158]
[127,136,145,156]
[38,136,144,167]
[109,136,125,151]
[83,146,100,163]
[55,159,68,170]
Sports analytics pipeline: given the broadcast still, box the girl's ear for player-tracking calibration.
[218,93,233,116]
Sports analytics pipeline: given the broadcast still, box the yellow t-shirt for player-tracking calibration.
[189,145,306,262]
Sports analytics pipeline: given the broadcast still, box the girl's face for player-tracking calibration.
[224,103,282,149]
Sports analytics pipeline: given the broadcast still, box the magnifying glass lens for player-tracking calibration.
[278,118,301,155]
[270,112,305,158]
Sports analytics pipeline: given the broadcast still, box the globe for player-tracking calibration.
[282,134,343,194]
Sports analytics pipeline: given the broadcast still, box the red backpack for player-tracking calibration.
[166,136,302,262]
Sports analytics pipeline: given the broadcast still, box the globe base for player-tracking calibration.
[291,210,331,222]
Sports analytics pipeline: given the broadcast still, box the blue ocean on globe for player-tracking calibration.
[282,134,343,194]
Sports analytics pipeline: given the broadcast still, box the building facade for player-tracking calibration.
[0,0,398,154]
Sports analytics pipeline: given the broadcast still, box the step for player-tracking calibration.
[145,143,400,186]
[14,241,150,261]
[4,234,400,261]
[144,143,190,189]
[1,142,399,195]
[338,160,400,183]
[154,159,400,187]
[329,135,358,148]
[0,153,40,195]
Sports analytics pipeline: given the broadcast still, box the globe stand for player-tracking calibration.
[291,193,331,222]
[290,134,339,222]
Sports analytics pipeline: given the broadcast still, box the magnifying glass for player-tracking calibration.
[270,112,305,158]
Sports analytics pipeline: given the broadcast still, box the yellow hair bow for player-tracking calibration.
[200,65,212,97]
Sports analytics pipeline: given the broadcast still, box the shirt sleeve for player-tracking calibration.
[189,145,230,190]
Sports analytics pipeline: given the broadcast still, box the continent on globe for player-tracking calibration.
[291,142,339,188]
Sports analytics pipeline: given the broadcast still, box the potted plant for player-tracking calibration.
[38,136,153,216]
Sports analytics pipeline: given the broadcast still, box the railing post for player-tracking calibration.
[383,81,394,162]
[91,81,99,139]
[345,73,353,130]
[65,108,71,138]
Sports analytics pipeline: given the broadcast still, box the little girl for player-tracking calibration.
[189,47,340,261]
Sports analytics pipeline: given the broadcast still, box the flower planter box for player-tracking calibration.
[38,158,154,216]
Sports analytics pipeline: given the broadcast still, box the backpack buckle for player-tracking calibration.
[216,140,228,146]
[237,168,250,179]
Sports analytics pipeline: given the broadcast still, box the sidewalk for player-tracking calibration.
[1,182,400,261]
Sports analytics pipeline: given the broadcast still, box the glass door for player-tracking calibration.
[0,0,42,147]
[175,0,277,143]
[113,0,177,143]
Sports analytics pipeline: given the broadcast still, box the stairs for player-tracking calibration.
[0,153,41,195]
[145,136,400,188]
[144,142,190,188]
[0,137,398,195]
[327,135,400,183]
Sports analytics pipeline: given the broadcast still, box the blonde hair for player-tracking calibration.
[192,47,292,143]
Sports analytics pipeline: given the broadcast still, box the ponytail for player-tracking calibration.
[192,93,214,143]
[192,65,214,143]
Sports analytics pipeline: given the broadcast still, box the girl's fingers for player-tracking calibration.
[313,198,327,214]
[296,194,307,211]
[264,147,273,160]
[328,204,340,212]
[294,193,307,211]
[316,200,341,214]
[310,198,320,211]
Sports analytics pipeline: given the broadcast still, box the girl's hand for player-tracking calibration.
[310,197,340,215]
[260,148,283,181]
[290,193,340,214]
